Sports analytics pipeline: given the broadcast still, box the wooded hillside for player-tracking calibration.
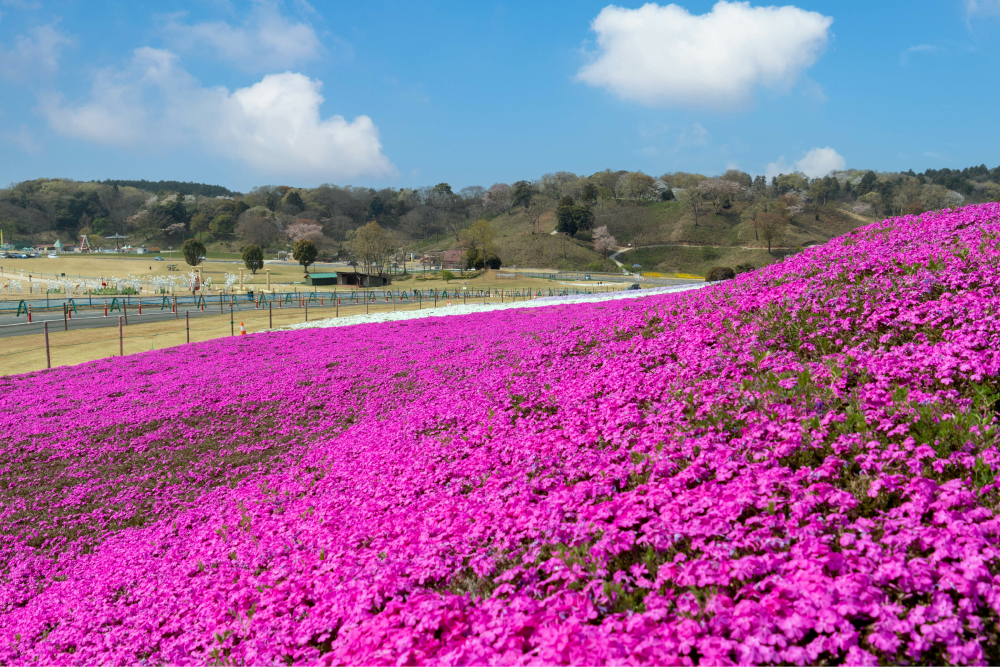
[2,164,998,275]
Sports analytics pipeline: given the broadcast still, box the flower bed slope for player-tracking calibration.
[3,204,1000,664]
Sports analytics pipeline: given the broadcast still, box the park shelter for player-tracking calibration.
[335,271,392,287]
[306,273,339,286]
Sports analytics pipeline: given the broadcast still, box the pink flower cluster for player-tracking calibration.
[3,204,1000,665]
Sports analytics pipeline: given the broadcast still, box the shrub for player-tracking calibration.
[440,270,455,283]
[705,266,736,282]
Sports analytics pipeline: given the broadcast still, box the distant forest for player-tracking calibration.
[2,164,999,267]
[95,179,236,198]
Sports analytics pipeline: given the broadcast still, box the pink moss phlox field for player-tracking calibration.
[5,205,1000,665]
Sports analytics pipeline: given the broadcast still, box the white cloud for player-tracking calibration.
[766,147,844,179]
[679,122,710,147]
[900,44,939,65]
[41,48,395,180]
[0,24,73,82]
[576,1,833,109]
[966,0,1000,16]
[795,147,845,178]
[164,1,324,71]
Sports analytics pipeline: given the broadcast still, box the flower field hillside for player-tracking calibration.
[5,204,1000,664]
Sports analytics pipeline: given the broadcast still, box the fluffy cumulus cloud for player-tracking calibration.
[41,48,395,179]
[766,146,845,180]
[576,1,833,109]
[163,1,323,71]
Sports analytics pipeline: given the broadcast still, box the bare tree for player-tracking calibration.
[699,180,742,213]
[594,169,622,203]
[98,185,145,236]
[758,213,785,253]
[680,188,705,226]
[526,199,549,234]
[346,222,396,276]
[236,211,283,249]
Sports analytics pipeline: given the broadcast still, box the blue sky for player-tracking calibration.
[1,0,999,192]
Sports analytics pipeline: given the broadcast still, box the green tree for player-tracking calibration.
[242,244,264,274]
[441,270,455,283]
[189,212,212,235]
[462,247,502,270]
[263,194,277,211]
[183,238,206,267]
[209,213,236,240]
[281,190,305,211]
[511,180,534,211]
[293,239,318,274]
[367,195,384,220]
[556,197,594,236]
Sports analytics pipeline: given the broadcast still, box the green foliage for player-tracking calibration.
[292,239,318,273]
[209,214,235,239]
[281,190,305,211]
[367,195,384,220]
[512,181,534,210]
[441,270,455,283]
[242,244,264,274]
[189,212,211,235]
[97,179,235,197]
[556,199,595,236]
[463,247,502,270]
[182,238,206,267]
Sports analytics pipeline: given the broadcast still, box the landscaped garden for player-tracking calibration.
[3,203,1000,664]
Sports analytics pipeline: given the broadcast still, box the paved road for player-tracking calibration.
[0,300,272,339]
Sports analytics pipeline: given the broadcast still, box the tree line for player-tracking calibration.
[2,164,998,268]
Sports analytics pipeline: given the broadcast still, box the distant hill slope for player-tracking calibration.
[453,200,879,276]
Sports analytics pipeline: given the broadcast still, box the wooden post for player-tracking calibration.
[305,302,308,322]
[269,302,273,329]
[230,304,234,336]
[186,311,190,343]
[44,321,51,369]
[119,316,123,356]
[63,303,68,331]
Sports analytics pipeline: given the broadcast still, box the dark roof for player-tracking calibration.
[309,273,339,279]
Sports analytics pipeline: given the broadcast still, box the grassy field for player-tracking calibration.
[623,245,787,276]
[0,281,636,376]
[0,258,579,302]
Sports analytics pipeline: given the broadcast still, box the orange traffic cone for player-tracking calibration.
[239,321,246,336]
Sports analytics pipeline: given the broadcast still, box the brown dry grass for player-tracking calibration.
[0,261,575,302]
[1,283,626,376]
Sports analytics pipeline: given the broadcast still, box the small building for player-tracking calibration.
[442,250,463,269]
[335,271,392,288]
[305,273,339,286]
